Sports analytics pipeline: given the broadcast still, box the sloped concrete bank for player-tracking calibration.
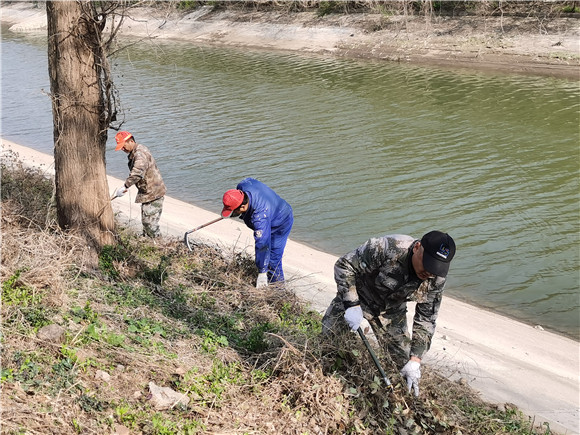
[2,139,579,435]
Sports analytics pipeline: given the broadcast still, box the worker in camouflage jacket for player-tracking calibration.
[322,231,456,396]
[113,131,167,238]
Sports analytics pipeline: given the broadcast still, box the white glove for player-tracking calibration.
[400,360,421,396]
[115,186,128,198]
[344,305,363,332]
[256,272,268,288]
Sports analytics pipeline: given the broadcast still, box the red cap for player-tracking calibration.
[115,131,133,151]
[221,189,244,217]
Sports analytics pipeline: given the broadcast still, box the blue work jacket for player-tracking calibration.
[237,178,293,273]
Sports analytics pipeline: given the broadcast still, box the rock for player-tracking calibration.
[95,370,111,383]
[36,324,65,343]
[114,424,131,435]
[148,381,190,410]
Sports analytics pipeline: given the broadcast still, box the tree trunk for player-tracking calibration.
[46,0,115,251]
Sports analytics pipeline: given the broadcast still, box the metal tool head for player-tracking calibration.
[182,217,224,252]
[184,231,194,251]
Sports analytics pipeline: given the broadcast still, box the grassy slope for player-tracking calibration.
[1,155,556,434]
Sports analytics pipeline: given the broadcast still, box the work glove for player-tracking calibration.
[256,272,268,288]
[344,305,363,332]
[359,317,372,335]
[114,186,128,198]
[400,360,421,397]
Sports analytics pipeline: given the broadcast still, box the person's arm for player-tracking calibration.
[250,210,272,274]
[402,285,443,399]
[410,277,446,358]
[401,280,444,398]
[124,148,149,188]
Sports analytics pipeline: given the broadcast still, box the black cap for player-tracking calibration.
[421,231,456,277]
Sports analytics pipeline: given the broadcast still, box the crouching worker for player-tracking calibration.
[221,178,293,289]
[114,131,166,238]
[322,231,456,396]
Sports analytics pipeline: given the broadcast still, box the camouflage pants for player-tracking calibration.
[141,196,164,238]
[321,295,412,369]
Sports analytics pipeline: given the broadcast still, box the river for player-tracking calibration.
[1,24,579,340]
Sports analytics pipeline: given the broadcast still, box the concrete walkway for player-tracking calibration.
[2,139,579,434]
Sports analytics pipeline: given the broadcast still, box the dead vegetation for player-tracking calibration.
[147,0,580,34]
[1,155,558,434]
[159,0,580,19]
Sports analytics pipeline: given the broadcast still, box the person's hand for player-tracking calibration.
[400,360,421,396]
[359,317,372,335]
[115,186,128,198]
[256,272,268,288]
[344,305,363,331]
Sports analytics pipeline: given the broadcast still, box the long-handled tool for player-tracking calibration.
[357,326,392,388]
[183,216,224,251]
[96,191,122,219]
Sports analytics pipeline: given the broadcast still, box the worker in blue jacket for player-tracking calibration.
[221,178,294,288]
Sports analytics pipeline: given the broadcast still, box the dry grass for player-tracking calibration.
[165,0,578,19]
[1,156,557,435]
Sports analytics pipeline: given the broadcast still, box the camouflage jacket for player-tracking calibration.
[124,143,166,203]
[334,234,447,358]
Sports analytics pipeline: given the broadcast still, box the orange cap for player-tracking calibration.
[115,131,133,150]
[221,190,244,217]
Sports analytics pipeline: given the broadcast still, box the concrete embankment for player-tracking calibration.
[2,138,578,434]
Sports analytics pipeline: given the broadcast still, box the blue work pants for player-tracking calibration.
[267,213,293,283]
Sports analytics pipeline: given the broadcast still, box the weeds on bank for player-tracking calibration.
[166,0,578,20]
[1,157,559,434]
